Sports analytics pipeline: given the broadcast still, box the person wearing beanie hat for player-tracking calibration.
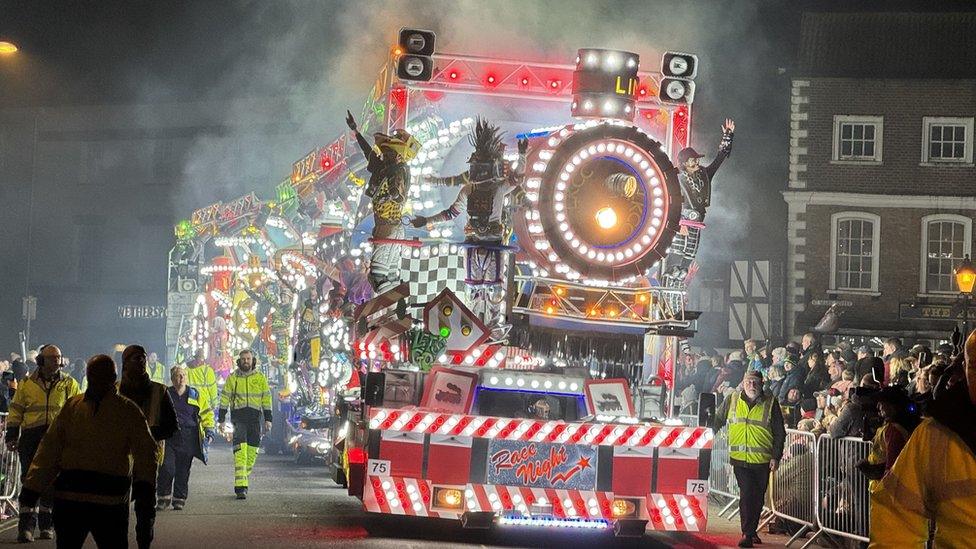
[119,345,177,549]
[714,363,785,547]
[19,355,158,548]
[870,331,976,546]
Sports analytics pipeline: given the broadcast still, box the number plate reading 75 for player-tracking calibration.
[368,459,391,476]
[686,479,707,495]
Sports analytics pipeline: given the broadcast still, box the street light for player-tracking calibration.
[0,41,18,55]
[954,255,975,336]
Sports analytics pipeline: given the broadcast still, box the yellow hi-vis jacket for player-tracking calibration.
[147,361,167,385]
[728,391,775,464]
[7,371,80,434]
[23,391,158,505]
[217,368,272,424]
[186,363,219,416]
[869,418,976,548]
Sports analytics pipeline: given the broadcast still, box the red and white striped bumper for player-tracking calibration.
[362,475,708,531]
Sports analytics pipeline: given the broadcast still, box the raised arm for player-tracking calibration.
[346,110,380,167]
[704,118,734,177]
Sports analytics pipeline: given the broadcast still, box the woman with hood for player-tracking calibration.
[777,353,807,402]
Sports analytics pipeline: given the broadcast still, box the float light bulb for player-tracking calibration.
[0,41,17,55]
[595,207,618,230]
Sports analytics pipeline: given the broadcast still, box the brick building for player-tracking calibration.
[783,12,976,343]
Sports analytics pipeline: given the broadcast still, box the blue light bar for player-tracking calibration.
[498,516,610,529]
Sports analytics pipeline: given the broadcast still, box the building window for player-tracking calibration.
[832,115,883,163]
[921,214,973,294]
[922,117,974,164]
[830,212,881,293]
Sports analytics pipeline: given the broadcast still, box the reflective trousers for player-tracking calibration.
[232,420,261,489]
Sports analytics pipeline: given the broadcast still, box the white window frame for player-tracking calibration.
[829,211,881,294]
[832,115,884,164]
[921,117,974,165]
[919,214,973,295]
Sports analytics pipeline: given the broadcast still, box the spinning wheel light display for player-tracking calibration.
[518,121,682,283]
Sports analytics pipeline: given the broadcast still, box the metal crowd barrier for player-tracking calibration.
[0,414,21,520]
[804,435,871,546]
[708,428,740,518]
[768,429,818,546]
[709,429,873,547]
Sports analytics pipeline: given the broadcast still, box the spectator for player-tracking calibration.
[781,388,802,428]
[25,350,38,375]
[855,355,884,385]
[836,340,857,364]
[777,353,806,402]
[743,339,769,376]
[713,352,746,394]
[857,387,918,490]
[767,363,786,399]
[870,334,976,546]
[882,337,903,362]
[0,360,12,413]
[799,332,821,370]
[888,355,911,388]
[800,352,830,399]
[831,368,856,396]
[828,375,880,438]
[146,352,167,385]
[827,356,843,385]
[10,353,29,382]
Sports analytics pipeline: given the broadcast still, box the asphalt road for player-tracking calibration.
[0,444,797,548]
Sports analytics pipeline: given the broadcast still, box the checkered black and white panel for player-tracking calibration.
[402,247,466,305]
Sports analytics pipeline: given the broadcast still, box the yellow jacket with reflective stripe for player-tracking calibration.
[870,418,976,548]
[728,391,775,464]
[7,371,81,432]
[186,363,219,413]
[23,391,158,505]
[147,361,167,385]
[218,368,272,422]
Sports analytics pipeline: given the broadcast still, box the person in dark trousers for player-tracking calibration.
[218,349,273,499]
[119,345,178,549]
[156,365,214,510]
[6,344,80,543]
[676,118,734,221]
[19,355,158,549]
[714,370,786,548]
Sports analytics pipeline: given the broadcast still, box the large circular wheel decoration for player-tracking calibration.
[523,122,681,281]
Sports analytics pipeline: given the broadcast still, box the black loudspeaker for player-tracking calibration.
[364,372,386,407]
[698,392,716,428]
[658,77,695,104]
[661,51,698,79]
[396,28,436,82]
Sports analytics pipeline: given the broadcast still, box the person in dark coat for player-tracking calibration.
[799,333,822,372]
[10,354,29,383]
[801,352,831,399]
[828,376,881,438]
[777,355,807,402]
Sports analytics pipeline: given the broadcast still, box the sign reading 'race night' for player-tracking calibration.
[486,439,597,490]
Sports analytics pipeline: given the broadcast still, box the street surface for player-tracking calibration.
[0,445,800,548]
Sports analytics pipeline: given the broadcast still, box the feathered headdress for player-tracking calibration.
[468,117,505,163]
